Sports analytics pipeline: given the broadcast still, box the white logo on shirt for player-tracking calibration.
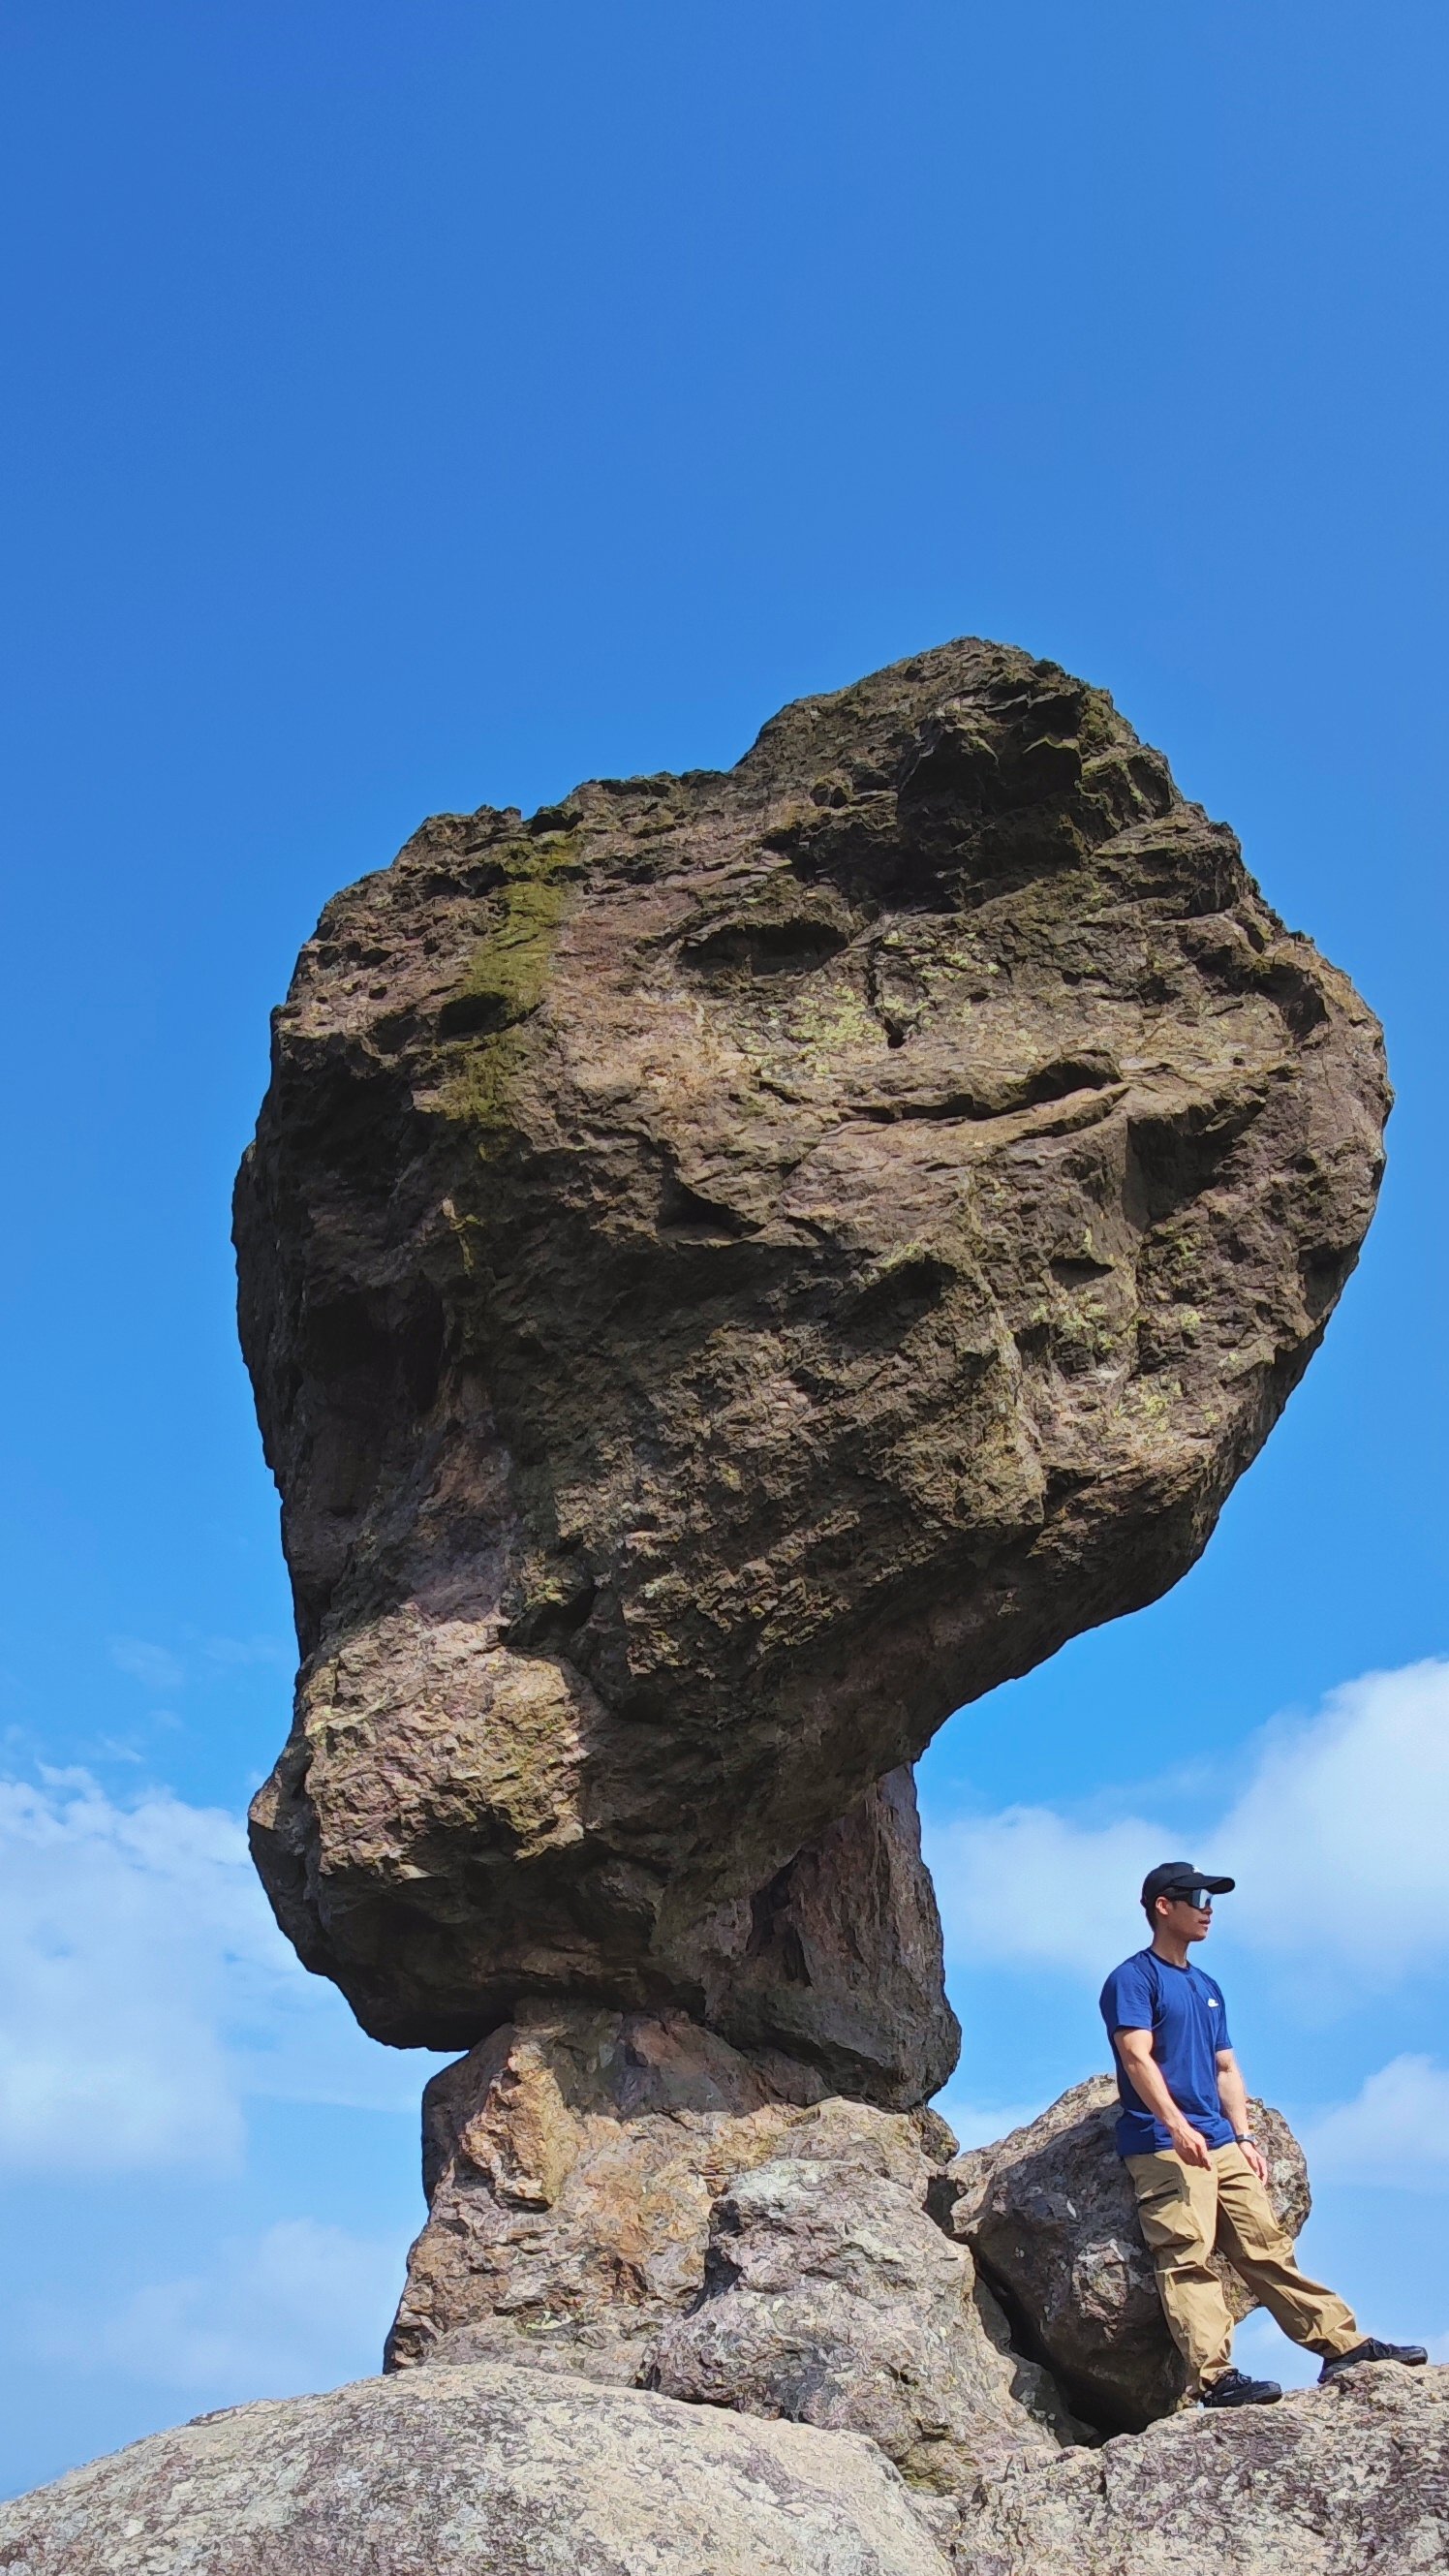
[1208,1999,1219,2008]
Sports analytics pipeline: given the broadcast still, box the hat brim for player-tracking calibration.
[1198,1876,1235,1895]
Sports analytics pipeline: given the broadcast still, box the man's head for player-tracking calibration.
[1141,1861,1235,1942]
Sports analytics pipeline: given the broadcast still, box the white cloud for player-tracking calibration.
[109,1637,186,1693]
[1224,1663,1449,1976]
[1305,2057,1449,2188]
[924,1658,1449,1993]
[0,1769,443,2175]
[37,2219,400,2400]
[923,1805,1168,1979]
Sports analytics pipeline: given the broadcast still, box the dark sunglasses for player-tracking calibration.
[1164,1885,1218,1910]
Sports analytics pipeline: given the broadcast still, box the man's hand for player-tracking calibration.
[1238,2137,1270,2186]
[1167,2119,1213,2170]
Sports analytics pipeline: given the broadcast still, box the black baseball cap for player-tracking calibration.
[1141,1861,1236,1908]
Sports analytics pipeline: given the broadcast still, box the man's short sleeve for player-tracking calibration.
[1099,1952,1156,2044]
[1207,1976,1232,2054]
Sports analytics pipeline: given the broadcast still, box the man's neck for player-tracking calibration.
[1151,1930,1191,1970]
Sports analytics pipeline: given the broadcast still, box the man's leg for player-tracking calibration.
[1212,2145,1361,2361]
[1125,2151,1234,2394]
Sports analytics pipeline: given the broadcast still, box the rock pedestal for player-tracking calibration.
[385,2002,1078,2518]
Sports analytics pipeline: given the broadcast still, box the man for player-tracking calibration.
[1100,1863,1428,2409]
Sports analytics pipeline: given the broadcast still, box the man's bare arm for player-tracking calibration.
[1216,2048,1269,2184]
[1115,2027,1212,2167]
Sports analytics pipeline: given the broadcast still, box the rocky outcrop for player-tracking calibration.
[4,2354,1441,2575]
[235,638,1389,2091]
[385,2001,1078,2517]
[0,2360,952,2575]
[18,641,1398,2576]
[963,2364,1449,2575]
[947,2075,1310,2432]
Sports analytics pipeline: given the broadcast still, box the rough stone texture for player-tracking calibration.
[0,2359,951,2576]
[678,1766,960,2097]
[947,2075,1311,2433]
[960,2364,1449,2575]
[385,2002,829,2382]
[652,2144,1082,2522]
[385,1998,1077,2514]
[235,636,1388,2089]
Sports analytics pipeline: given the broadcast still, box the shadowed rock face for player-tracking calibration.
[235,637,1388,2087]
[947,2075,1310,2433]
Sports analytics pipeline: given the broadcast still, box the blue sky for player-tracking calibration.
[2,0,1446,2500]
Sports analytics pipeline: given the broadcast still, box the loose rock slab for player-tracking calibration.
[961,2365,1449,2575]
[236,637,1389,2083]
[0,2361,950,2576]
[947,2075,1310,2431]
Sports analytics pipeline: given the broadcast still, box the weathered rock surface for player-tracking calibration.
[652,2144,1080,2515]
[947,2075,1310,2433]
[677,1766,960,2101]
[235,637,1389,2088]
[385,2002,830,2382]
[961,2364,1449,2575]
[6,2349,1440,2576]
[0,2359,951,2575]
[385,1999,1078,2514]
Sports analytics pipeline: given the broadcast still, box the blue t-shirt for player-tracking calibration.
[1099,1947,1235,2157]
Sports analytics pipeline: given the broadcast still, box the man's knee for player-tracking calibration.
[1220,2210,1298,2273]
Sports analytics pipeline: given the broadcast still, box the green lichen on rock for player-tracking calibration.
[437,834,578,1142]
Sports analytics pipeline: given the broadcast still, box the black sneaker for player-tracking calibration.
[1319,2339,1429,2382]
[1200,2369,1282,2409]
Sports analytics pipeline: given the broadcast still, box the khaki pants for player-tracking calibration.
[1125,2142,1360,2393]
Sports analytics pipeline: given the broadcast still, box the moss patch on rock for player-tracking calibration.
[437,833,579,1143]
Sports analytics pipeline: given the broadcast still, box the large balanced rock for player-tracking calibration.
[0,2359,951,2576]
[235,638,1388,2089]
[963,2364,1449,2575]
[947,2076,1310,2433]
[385,1999,1077,2511]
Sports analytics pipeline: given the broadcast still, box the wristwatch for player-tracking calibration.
[1234,2130,1258,2146]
